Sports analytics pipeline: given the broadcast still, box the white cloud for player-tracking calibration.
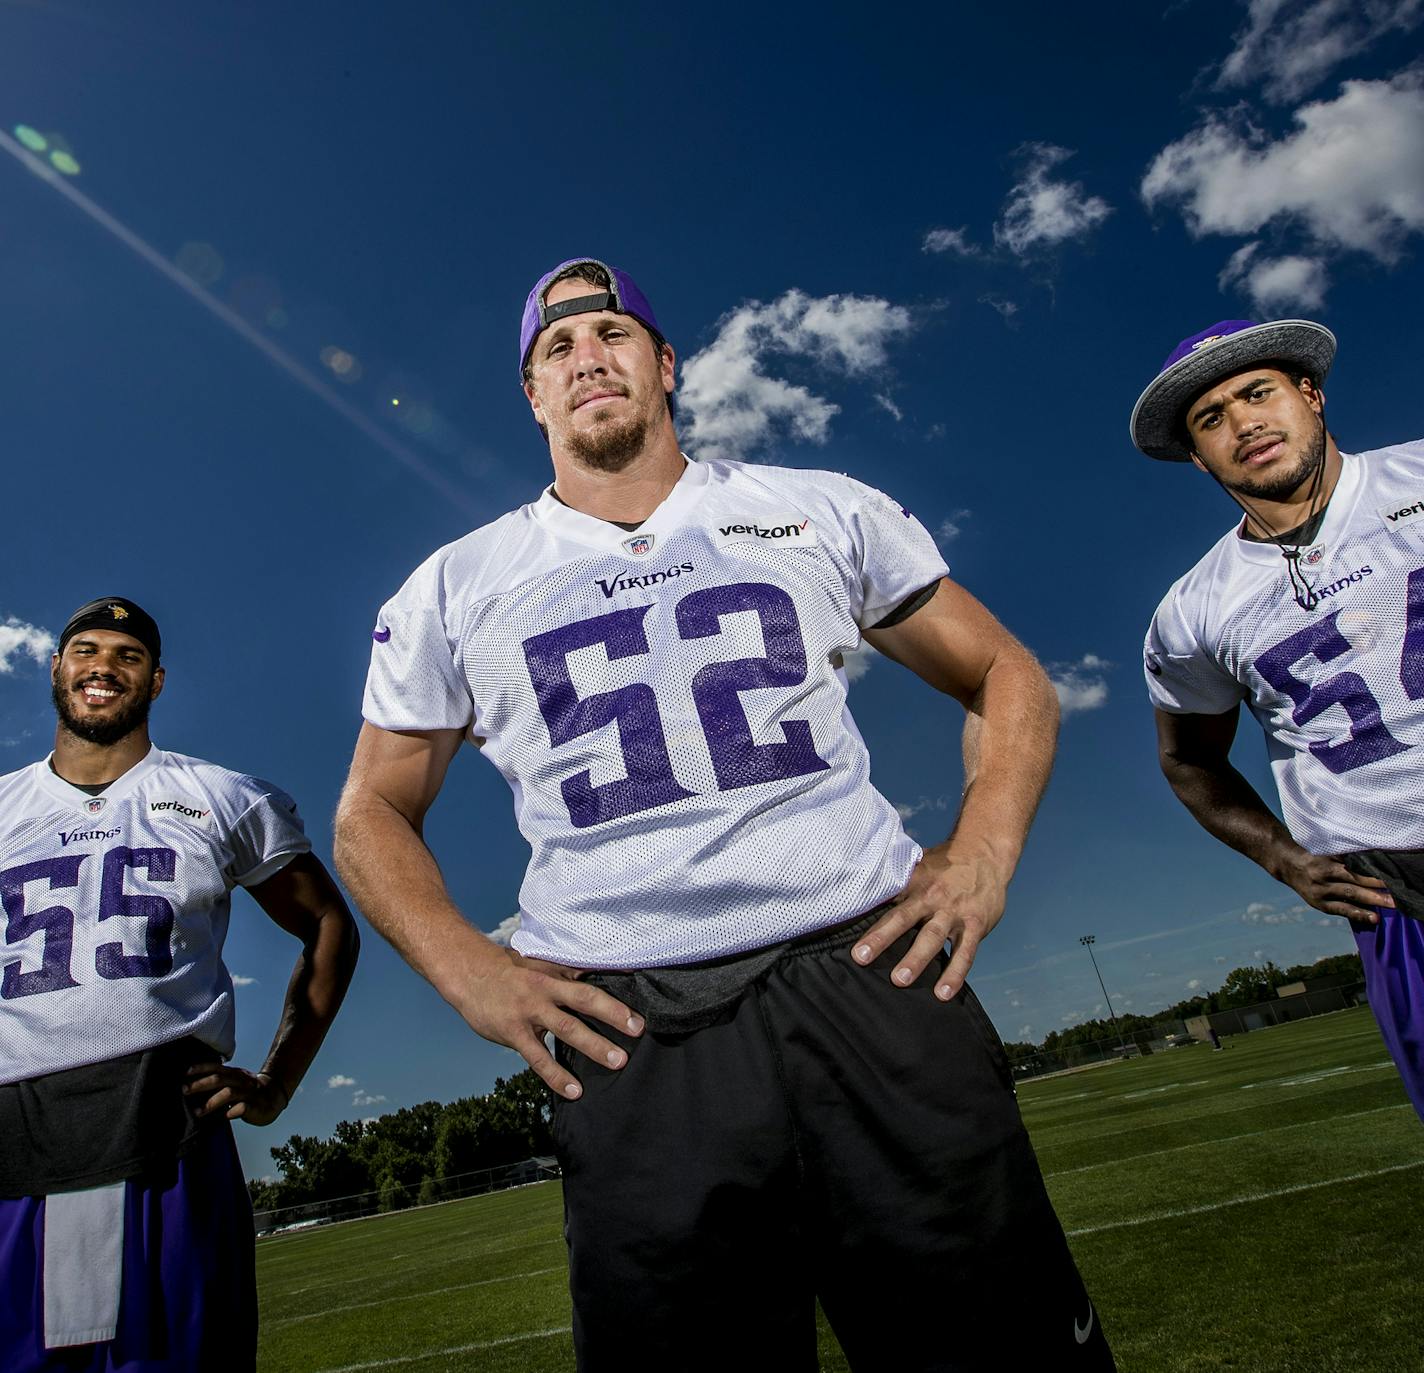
[1218,241,1330,311]
[1048,654,1111,717]
[231,974,257,987]
[937,509,971,542]
[0,617,55,674]
[327,1074,356,1089]
[895,795,951,821]
[680,290,913,461]
[353,1091,387,1107]
[874,392,904,422]
[1142,72,1424,263]
[978,294,1020,323]
[1243,905,1305,925]
[1187,978,1203,989]
[487,913,522,946]
[1216,0,1423,103]
[839,643,878,682]
[994,144,1112,257]
[923,226,983,256]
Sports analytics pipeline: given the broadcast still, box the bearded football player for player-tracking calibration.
[1134,319,1424,1119]
[0,597,359,1371]
[336,259,1116,1369]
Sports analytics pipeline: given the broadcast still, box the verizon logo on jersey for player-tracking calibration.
[715,518,817,548]
[1380,498,1424,528]
[149,797,212,821]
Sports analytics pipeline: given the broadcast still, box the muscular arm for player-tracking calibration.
[852,577,1060,999]
[333,724,642,1099]
[186,853,360,1124]
[1155,706,1390,921]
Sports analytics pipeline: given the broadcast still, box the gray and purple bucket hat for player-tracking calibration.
[1129,318,1336,462]
[518,257,663,378]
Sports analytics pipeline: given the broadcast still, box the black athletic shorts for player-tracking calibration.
[553,923,1116,1371]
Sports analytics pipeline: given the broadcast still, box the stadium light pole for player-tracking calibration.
[1079,935,1126,1048]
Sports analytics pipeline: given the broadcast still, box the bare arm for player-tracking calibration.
[1155,706,1390,921]
[851,577,1060,999]
[185,853,360,1124]
[333,723,643,1100]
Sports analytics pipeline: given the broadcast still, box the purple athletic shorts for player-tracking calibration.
[1355,907,1424,1121]
[0,1121,256,1372]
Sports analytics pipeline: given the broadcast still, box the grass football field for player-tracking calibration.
[256,1006,1424,1371]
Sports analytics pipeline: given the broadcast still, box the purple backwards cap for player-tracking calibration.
[1128,317,1336,462]
[518,257,663,379]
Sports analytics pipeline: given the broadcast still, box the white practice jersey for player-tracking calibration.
[1145,440,1424,855]
[0,746,309,1085]
[364,457,949,967]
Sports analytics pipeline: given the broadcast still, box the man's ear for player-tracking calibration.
[523,377,545,426]
[149,666,165,702]
[1299,376,1325,415]
[659,342,676,396]
[1188,452,1207,474]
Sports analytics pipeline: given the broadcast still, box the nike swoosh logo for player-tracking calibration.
[1075,1305,1095,1345]
[372,627,391,643]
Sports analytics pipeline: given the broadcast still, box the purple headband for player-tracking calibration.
[518,257,663,378]
[1129,318,1336,462]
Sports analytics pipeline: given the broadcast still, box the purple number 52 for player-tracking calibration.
[524,581,830,827]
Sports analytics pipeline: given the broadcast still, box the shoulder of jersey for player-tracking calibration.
[145,749,295,823]
[399,505,558,605]
[703,457,881,526]
[1352,439,1424,486]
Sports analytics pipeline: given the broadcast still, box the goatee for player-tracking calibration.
[1223,414,1327,504]
[52,680,154,747]
[565,410,652,473]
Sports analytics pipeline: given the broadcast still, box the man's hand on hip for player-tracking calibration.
[1276,849,1394,923]
[851,841,1009,1001]
[455,945,645,1100]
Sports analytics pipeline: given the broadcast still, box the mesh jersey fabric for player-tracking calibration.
[1144,440,1424,854]
[364,456,950,968]
[0,746,309,1085]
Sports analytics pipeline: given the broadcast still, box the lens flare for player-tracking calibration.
[14,125,47,153]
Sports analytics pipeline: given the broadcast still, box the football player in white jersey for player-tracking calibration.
[1133,319,1424,1121]
[0,597,359,1371]
[337,259,1116,1369]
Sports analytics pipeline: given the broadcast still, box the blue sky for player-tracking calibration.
[1,1,1421,1180]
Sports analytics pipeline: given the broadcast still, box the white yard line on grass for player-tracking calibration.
[269,1268,564,1326]
[315,1326,571,1371]
[1066,1158,1424,1238]
[1043,1103,1411,1180]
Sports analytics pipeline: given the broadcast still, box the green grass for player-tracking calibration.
[257,1007,1424,1371]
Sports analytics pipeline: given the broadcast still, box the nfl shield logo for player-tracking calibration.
[85,798,107,815]
[622,534,654,556]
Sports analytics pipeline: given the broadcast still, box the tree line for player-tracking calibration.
[1000,950,1362,1061]
[246,1069,554,1216]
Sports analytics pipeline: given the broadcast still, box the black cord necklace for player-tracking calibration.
[1211,445,1329,612]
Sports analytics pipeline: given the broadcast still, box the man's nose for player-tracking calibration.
[1233,405,1265,436]
[573,332,609,377]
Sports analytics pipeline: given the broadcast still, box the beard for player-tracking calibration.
[1219,412,1327,503]
[52,677,154,747]
[562,405,654,473]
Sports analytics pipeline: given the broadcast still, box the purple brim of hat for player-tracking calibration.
[1129,318,1336,462]
[518,257,662,378]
